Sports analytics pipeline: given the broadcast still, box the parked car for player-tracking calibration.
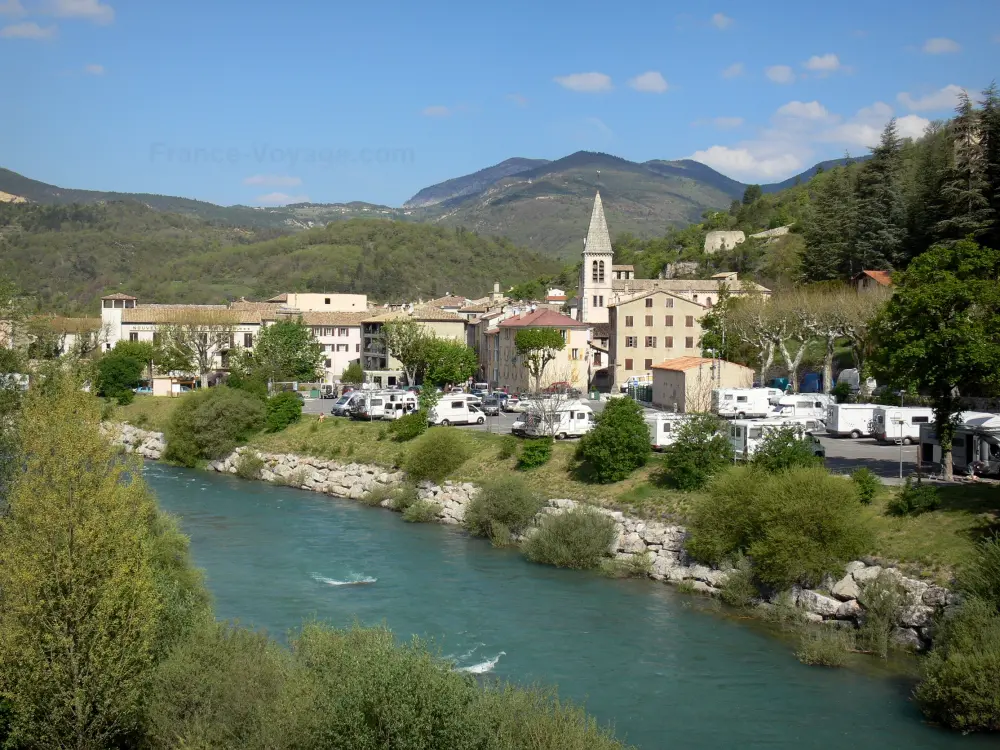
[428,399,486,426]
[133,386,152,395]
[330,392,362,417]
[501,395,520,412]
[481,397,501,416]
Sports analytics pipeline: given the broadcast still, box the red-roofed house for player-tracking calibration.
[491,308,590,393]
[853,270,893,292]
[651,356,754,412]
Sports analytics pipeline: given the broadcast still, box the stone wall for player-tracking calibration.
[106,424,954,648]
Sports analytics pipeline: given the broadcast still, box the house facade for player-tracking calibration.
[491,308,590,393]
[652,356,755,413]
[361,307,467,387]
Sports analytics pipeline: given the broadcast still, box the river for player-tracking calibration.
[147,463,987,749]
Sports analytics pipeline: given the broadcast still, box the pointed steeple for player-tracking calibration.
[583,191,613,256]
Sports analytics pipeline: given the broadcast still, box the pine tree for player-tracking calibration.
[851,120,907,273]
[903,123,952,262]
[980,82,1000,249]
[802,166,856,280]
[935,90,993,241]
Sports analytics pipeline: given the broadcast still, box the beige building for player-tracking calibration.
[361,306,467,387]
[605,290,707,391]
[266,292,367,313]
[488,308,590,393]
[652,356,755,413]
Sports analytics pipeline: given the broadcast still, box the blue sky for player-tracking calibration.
[1,0,997,207]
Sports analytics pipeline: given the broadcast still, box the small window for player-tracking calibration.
[244,333,253,347]
[325,297,331,304]
[737,396,748,403]
[645,298,653,308]
[625,337,637,348]
[624,359,633,371]
[749,427,763,439]
[645,315,653,327]
[665,298,674,308]
[571,348,579,360]
[645,336,656,348]
[706,298,713,307]
[355,344,360,352]
[129,331,138,342]
[338,327,348,336]
[665,336,674,347]
[577,412,586,419]
[685,337,694,348]
[693,294,699,303]
[665,315,673,326]
[103,300,112,309]
[598,296,603,307]
[324,359,331,368]
[625,316,634,327]
[644,358,653,369]
[685,315,694,327]
[912,416,930,424]
[451,401,464,409]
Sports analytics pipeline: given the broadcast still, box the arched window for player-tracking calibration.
[592,261,599,282]
[598,260,605,282]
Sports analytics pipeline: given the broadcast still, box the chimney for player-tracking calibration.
[493,281,500,294]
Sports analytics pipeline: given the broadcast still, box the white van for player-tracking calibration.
[645,413,691,451]
[730,418,826,461]
[350,391,390,420]
[771,394,834,421]
[713,388,781,419]
[826,403,878,438]
[429,398,486,426]
[522,401,595,439]
[873,406,934,445]
[381,391,420,420]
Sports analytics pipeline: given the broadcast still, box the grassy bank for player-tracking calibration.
[115,393,192,432]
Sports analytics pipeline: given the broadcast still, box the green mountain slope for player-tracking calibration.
[403,157,550,208]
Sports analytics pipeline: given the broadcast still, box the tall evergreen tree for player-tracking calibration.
[903,122,952,263]
[980,82,1000,249]
[852,120,907,272]
[935,90,993,242]
[802,166,856,280]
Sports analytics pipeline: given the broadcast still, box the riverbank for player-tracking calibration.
[109,422,956,650]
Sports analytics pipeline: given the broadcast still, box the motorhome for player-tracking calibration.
[836,369,877,395]
[729,418,826,461]
[826,403,879,438]
[381,391,420,420]
[873,406,934,445]
[712,388,782,419]
[350,390,398,420]
[645,412,691,451]
[771,394,835,421]
[919,412,1000,477]
[428,398,486,426]
[521,401,595,439]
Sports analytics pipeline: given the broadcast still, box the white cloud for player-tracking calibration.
[0,0,25,16]
[804,53,841,72]
[721,62,744,79]
[506,93,528,107]
[896,114,931,140]
[553,71,612,93]
[628,71,668,93]
[48,0,114,24]
[0,21,56,38]
[255,192,309,206]
[922,37,960,54]
[765,65,795,84]
[775,100,830,120]
[711,12,733,29]
[688,146,801,179]
[897,84,964,112]
[421,105,452,117]
[83,63,104,74]
[243,175,302,187]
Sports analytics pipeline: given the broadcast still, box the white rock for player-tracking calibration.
[892,627,921,649]
[852,565,883,583]
[797,589,841,617]
[922,586,949,607]
[835,599,863,620]
[899,605,934,629]
[831,575,861,602]
[620,532,647,554]
[803,612,825,623]
[691,581,719,596]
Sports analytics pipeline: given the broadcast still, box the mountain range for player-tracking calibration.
[0,152,851,259]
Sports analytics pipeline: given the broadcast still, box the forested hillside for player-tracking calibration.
[0,202,557,312]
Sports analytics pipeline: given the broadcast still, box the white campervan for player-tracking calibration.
[873,406,934,445]
[771,394,834,421]
[645,413,691,451]
[523,401,595,439]
[730,418,826,461]
[428,398,486,426]
[826,403,879,438]
[350,391,392,420]
[381,391,420,420]
[712,388,782,419]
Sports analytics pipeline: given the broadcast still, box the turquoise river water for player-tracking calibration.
[147,463,993,749]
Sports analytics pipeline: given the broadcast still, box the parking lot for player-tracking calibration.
[303,397,917,482]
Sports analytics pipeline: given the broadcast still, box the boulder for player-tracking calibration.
[691,581,719,596]
[650,556,676,581]
[686,564,728,587]
[620,532,647,555]
[852,565,883,583]
[835,599,863,620]
[899,605,934,629]
[922,586,949,608]
[892,627,922,650]
[803,612,824,623]
[797,589,841,618]
[831,575,861,602]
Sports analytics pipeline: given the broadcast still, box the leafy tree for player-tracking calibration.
[252,318,323,384]
[742,184,762,205]
[751,425,823,473]
[871,239,1000,479]
[341,360,363,384]
[380,318,430,386]
[514,327,565,393]
[0,379,160,749]
[576,398,651,483]
[165,386,266,467]
[113,339,156,380]
[464,476,543,543]
[852,120,907,272]
[660,413,733,490]
[96,348,144,404]
[265,391,303,432]
[422,337,477,387]
[157,312,237,388]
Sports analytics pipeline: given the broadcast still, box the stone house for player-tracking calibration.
[651,356,755,413]
[853,269,892,292]
[489,308,590,393]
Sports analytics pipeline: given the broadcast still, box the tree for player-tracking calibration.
[742,184,762,205]
[380,318,430,386]
[724,293,777,382]
[252,318,323,385]
[936,90,993,242]
[0,379,160,748]
[514,327,565,393]
[164,386,266,467]
[660,413,733,490]
[770,294,811,393]
[576,398,651,483]
[341,360,364,384]
[422,338,477,387]
[802,166,856,281]
[981,83,1000,251]
[96,349,145,404]
[852,120,907,272]
[871,239,1000,479]
[751,425,823,473]
[113,339,156,381]
[157,310,239,388]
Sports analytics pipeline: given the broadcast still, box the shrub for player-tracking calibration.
[601,552,653,579]
[915,597,1000,733]
[851,467,881,505]
[959,535,1000,610]
[464,476,544,543]
[831,381,852,404]
[360,485,394,507]
[402,499,441,523]
[403,429,470,483]
[517,438,552,470]
[234,451,265,480]
[686,466,873,589]
[391,484,419,512]
[575,398,651,483]
[497,435,518,460]
[659,413,732,490]
[522,507,618,570]
[165,387,265,467]
[751,426,822,473]
[856,571,906,658]
[719,553,757,608]
[95,350,144,405]
[887,476,941,516]
[265,391,302,433]
[795,627,853,667]
[389,411,427,442]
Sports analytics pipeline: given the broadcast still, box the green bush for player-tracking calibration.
[234,451,265,480]
[795,627,853,667]
[958,535,1000,610]
[403,429,470,483]
[850,467,881,505]
[265,391,302,433]
[497,435,518,460]
[401,499,441,523]
[719,553,757,608]
[360,485,394,507]
[686,466,873,588]
[464,476,543,543]
[915,597,1000,733]
[391,484,420,512]
[389,410,427,442]
[856,571,906,658]
[601,552,653,579]
[575,398,651,483]
[887,476,941,516]
[96,350,144,405]
[831,381,852,404]
[751,426,822,473]
[660,413,733,490]
[165,387,266,467]
[522,507,618,570]
[517,438,552,470]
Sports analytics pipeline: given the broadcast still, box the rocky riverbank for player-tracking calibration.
[110,424,954,649]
